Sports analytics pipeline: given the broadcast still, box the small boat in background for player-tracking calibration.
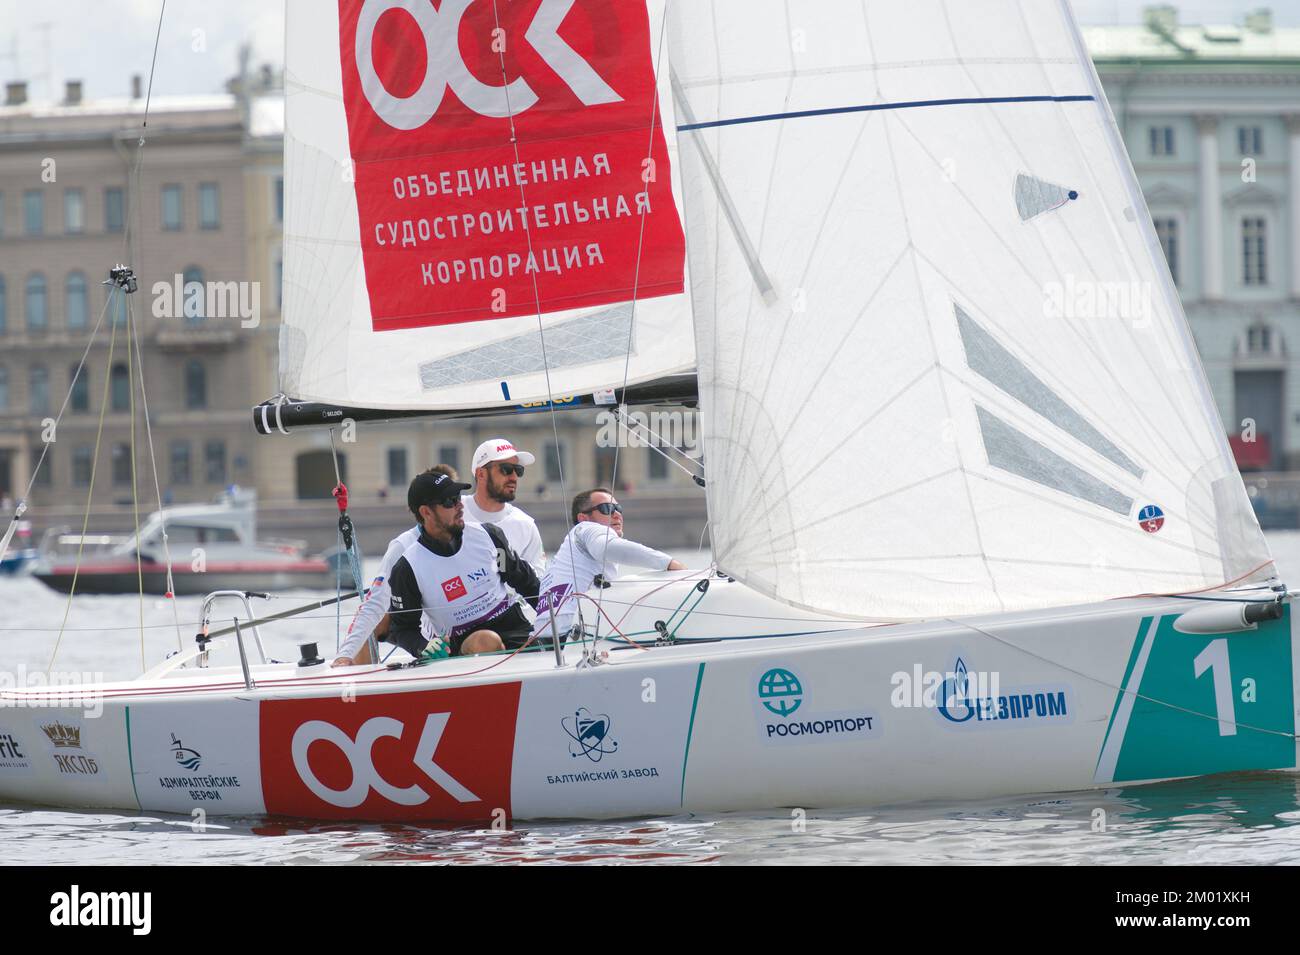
[33,487,345,595]
[0,521,37,576]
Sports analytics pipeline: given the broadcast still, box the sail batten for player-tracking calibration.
[671,0,1271,619]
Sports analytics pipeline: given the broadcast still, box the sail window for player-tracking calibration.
[956,306,1142,478]
[418,305,634,390]
[1014,174,1077,222]
[976,407,1133,516]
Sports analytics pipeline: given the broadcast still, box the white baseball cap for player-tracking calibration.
[472,438,536,473]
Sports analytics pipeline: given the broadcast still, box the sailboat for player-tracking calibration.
[0,0,1292,823]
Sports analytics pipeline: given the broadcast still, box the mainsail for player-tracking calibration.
[281,0,693,411]
[668,0,1272,618]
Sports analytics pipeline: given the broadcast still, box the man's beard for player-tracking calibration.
[488,477,516,503]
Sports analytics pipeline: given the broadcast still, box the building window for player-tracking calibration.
[275,255,283,310]
[184,360,206,409]
[0,275,6,334]
[170,441,191,485]
[543,440,566,484]
[1149,126,1175,157]
[183,266,204,324]
[112,443,133,486]
[104,187,124,233]
[274,176,284,222]
[28,366,49,415]
[72,447,93,487]
[0,367,7,411]
[69,365,89,413]
[648,439,669,481]
[110,363,130,412]
[110,288,128,327]
[161,184,183,230]
[23,190,43,235]
[386,447,410,487]
[63,189,84,234]
[0,190,5,236]
[25,273,46,331]
[66,271,88,330]
[1237,126,1263,156]
[1242,217,1268,286]
[1246,323,1275,355]
[199,183,220,229]
[1153,218,1180,286]
[205,441,227,483]
[437,443,460,477]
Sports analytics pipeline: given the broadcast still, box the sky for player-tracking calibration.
[0,0,1295,103]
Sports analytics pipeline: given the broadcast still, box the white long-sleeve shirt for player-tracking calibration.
[460,495,545,575]
[533,522,672,636]
[336,524,423,661]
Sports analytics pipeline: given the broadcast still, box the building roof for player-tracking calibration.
[1083,18,1300,62]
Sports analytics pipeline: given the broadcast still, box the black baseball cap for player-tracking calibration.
[408,472,472,517]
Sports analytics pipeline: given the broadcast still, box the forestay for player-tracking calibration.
[669,0,1271,618]
[281,0,693,410]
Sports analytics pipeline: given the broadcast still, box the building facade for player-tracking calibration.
[1086,5,1300,471]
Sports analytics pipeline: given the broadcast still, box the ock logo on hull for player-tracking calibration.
[260,683,520,820]
[292,713,477,806]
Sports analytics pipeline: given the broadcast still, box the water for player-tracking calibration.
[4,538,1300,865]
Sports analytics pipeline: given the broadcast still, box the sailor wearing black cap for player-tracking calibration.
[382,470,540,658]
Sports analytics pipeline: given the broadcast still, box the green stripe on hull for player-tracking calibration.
[1107,606,1296,782]
[681,662,706,807]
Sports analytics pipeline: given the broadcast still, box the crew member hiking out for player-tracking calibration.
[387,470,540,658]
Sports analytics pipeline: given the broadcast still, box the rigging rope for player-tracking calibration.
[48,297,122,675]
[590,6,675,647]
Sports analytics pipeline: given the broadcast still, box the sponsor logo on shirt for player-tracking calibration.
[442,576,468,601]
[467,566,491,583]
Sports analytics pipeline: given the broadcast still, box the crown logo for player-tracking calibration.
[41,721,81,748]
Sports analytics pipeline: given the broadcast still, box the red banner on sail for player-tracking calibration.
[338,0,685,330]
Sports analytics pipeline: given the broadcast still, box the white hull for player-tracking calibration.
[0,574,1293,821]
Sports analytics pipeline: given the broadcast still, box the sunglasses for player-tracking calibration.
[433,496,461,509]
[494,463,526,477]
[582,502,622,516]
